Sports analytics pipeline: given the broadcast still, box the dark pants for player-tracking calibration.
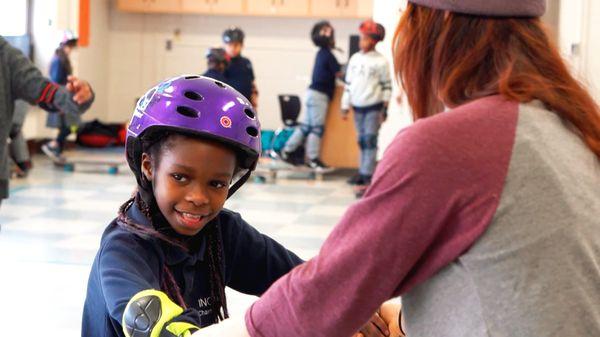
[56,115,72,153]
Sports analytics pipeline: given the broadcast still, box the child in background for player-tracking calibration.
[342,20,391,189]
[42,32,80,162]
[222,27,258,107]
[280,21,341,170]
[81,76,389,337]
[203,48,229,83]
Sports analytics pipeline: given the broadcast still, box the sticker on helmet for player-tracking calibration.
[220,116,232,128]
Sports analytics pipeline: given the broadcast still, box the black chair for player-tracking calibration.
[278,95,301,127]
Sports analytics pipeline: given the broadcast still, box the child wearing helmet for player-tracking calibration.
[280,21,341,170]
[341,19,391,190]
[222,27,258,108]
[81,76,389,337]
[203,47,229,83]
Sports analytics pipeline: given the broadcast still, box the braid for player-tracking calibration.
[161,265,187,308]
[116,193,187,309]
[206,223,229,322]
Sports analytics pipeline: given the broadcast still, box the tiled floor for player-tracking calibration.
[0,149,357,336]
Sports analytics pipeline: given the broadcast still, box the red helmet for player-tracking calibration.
[359,19,385,42]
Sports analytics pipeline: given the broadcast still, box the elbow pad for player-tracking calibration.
[122,289,199,337]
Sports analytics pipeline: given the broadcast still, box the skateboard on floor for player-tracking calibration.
[254,157,335,183]
[60,158,124,175]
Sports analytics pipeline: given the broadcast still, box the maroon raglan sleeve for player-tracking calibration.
[245,96,519,337]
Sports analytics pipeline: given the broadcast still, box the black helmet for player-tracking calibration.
[222,27,245,44]
[206,47,229,66]
[311,20,335,48]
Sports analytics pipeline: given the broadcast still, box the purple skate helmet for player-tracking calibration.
[126,75,261,197]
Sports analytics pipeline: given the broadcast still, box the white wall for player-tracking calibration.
[105,3,363,129]
[580,0,600,102]
[24,0,109,139]
[373,0,411,158]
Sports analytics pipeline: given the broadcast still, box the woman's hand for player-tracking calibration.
[379,301,404,337]
[353,311,390,337]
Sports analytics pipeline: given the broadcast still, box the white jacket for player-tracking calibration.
[341,50,392,110]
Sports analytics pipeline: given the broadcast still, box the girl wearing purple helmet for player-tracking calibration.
[81,75,391,337]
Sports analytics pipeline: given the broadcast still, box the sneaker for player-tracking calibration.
[307,158,330,171]
[347,174,364,185]
[41,142,65,163]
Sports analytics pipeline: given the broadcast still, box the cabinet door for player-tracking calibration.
[145,0,182,13]
[211,0,244,15]
[339,0,358,17]
[180,0,212,13]
[276,0,309,16]
[246,0,278,15]
[117,0,151,12]
[356,0,373,18]
[310,0,343,17]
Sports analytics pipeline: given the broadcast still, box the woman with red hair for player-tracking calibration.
[195,1,600,336]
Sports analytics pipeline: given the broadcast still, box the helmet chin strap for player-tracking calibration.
[227,169,252,199]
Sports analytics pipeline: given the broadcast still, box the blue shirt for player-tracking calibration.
[49,55,69,85]
[309,48,341,99]
[203,69,228,83]
[224,55,255,100]
[81,201,303,337]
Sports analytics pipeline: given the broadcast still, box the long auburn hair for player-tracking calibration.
[393,3,600,160]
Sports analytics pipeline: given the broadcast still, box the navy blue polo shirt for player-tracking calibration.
[81,201,303,337]
[203,69,227,84]
[309,48,341,99]
[224,55,255,100]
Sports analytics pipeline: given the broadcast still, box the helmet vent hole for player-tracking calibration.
[244,108,255,119]
[214,81,227,88]
[184,91,203,101]
[184,75,200,80]
[176,106,199,118]
[246,126,259,137]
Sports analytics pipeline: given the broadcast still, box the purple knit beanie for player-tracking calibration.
[408,0,546,17]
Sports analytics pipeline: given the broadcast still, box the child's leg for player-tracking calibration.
[283,123,309,154]
[305,90,329,160]
[353,110,367,176]
[360,109,382,180]
[56,115,71,153]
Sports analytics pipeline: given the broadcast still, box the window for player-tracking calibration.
[0,0,28,36]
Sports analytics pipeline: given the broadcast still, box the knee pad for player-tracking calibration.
[364,134,378,149]
[300,124,311,137]
[122,290,198,337]
[310,125,324,138]
[9,126,21,139]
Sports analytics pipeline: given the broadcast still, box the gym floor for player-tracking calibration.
[0,149,356,336]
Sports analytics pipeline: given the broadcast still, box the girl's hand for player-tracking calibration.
[352,311,389,337]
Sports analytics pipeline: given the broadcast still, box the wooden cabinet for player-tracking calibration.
[322,86,359,168]
[210,0,244,14]
[117,0,182,13]
[180,0,211,13]
[181,0,243,15]
[117,0,372,18]
[247,0,309,17]
[310,0,371,18]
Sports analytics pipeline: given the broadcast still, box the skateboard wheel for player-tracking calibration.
[254,176,267,184]
[64,164,74,172]
[108,167,119,175]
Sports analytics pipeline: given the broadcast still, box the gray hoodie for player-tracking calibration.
[0,36,94,199]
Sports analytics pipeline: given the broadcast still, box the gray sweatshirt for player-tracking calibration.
[0,36,94,199]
